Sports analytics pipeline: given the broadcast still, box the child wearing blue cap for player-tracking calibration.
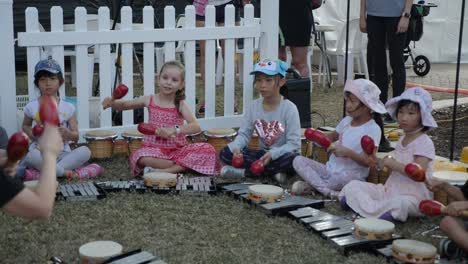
[21,57,101,181]
[219,59,301,182]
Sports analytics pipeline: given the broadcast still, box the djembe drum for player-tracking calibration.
[204,128,237,154]
[83,130,117,159]
[186,131,205,144]
[122,128,144,155]
[248,131,259,150]
[432,170,468,205]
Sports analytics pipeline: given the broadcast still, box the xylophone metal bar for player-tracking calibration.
[331,233,402,256]
[310,219,353,233]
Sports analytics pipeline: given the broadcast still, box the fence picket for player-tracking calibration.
[143,6,155,122]
[223,5,235,116]
[121,6,134,125]
[184,6,197,114]
[75,7,90,128]
[50,6,65,99]
[204,5,216,118]
[25,7,41,100]
[99,7,112,128]
[164,6,176,62]
[242,4,255,114]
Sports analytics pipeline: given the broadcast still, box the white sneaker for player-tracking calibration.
[291,181,314,195]
[143,166,156,175]
[273,173,288,185]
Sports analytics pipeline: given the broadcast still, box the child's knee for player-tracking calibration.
[440,216,458,233]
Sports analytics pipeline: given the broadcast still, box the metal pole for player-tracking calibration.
[449,0,465,161]
[343,0,351,117]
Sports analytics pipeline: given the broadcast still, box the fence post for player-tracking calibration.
[259,0,279,60]
[0,0,17,135]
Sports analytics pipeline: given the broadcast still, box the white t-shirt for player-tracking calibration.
[326,116,381,179]
[24,98,75,152]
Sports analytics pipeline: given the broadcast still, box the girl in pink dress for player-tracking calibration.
[339,87,437,222]
[102,61,219,176]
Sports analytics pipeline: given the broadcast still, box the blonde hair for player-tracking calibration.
[159,60,186,112]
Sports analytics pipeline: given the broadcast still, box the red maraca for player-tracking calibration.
[304,128,331,149]
[419,200,468,217]
[250,159,265,175]
[39,95,60,126]
[6,132,29,167]
[32,125,44,137]
[137,122,158,135]
[232,154,244,168]
[112,84,129,100]
[404,162,426,182]
[361,135,375,155]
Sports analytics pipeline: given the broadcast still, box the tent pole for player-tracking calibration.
[449,0,465,161]
[343,0,351,117]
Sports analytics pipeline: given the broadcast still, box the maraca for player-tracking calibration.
[6,132,29,167]
[112,84,129,100]
[32,124,44,137]
[39,95,60,126]
[250,159,265,175]
[137,122,158,135]
[419,200,468,217]
[361,135,375,155]
[232,154,245,168]
[304,128,331,149]
[404,162,426,182]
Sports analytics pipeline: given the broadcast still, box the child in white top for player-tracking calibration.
[339,87,437,222]
[292,79,385,197]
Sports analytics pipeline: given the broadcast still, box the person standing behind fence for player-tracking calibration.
[278,0,313,78]
[102,61,219,176]
[22,58,100,181]
[219,59,301,183]
[361,0,412,108]
[194,0,246,80]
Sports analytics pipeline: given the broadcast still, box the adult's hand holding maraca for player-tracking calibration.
[5,132,30,175]
[405,162,426,182]
[419,200,468,217]
[304,128,331,149]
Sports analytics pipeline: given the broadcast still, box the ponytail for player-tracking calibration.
[174,89,186,114]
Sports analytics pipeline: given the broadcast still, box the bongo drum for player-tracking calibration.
[122,128,143,155]
[113,139,128,156]
[353,218,395,240]
[79,240,123,264]
[392,239,436,264]
[248,131,259,150]
[83,130,117,159]
[203,128,237,154]
[143,172,178,188]
[186,131,205,144]
[247,184,283,203]
[367,152,392,184]
[311,142,328,164]
[433,170,468,205]
[301,128,312,157]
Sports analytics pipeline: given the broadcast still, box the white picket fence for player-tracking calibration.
[0,0,279,139]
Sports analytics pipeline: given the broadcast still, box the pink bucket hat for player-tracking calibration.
[385,87,438,128]
[344,79,387,114]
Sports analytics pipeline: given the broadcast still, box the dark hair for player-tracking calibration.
[159,60,186,113]
[395,99,429,131]
[34,70,64,96]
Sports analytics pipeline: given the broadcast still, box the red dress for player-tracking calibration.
[129,96,220,176]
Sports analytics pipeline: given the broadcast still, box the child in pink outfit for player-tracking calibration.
[339,87,437,222]
[292,79,385,197]
[102,61,219,176]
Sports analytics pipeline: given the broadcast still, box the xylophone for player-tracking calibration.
[103,249,167,264]
[288,207,402,256]
[222,183,324,216]
[95,176,218,195]
[56,182,106,201]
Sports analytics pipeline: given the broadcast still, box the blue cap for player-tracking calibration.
[34,57,62,77]
[250,59,289,77]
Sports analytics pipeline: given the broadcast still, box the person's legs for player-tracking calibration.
[56,146,91,175]
[440,216,468,252]
[367,15,390,103]
[386,17,407,99]
[22,148,44,171]
[292,156,332,195]
[289,46,310,77]
[265,152,298,175]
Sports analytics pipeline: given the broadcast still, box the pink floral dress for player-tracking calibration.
[129,96,220,176]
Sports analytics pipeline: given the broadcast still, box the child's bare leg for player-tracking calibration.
[138,157,175,170]
[441,215,468,252]
[156,164,187,174]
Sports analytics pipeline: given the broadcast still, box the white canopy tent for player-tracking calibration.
[314,0,468,63]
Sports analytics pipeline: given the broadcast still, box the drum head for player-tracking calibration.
[79,240,123,260]
[204,128,237,137]
[122,128,143,137]
[143,172,177,181]
[433,171,468,184]
[354,218,395,233]
[248,184,283,196]
[84,130,117,140]
[392,239,437,257]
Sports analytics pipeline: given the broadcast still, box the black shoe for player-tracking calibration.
[440,239,464,260]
